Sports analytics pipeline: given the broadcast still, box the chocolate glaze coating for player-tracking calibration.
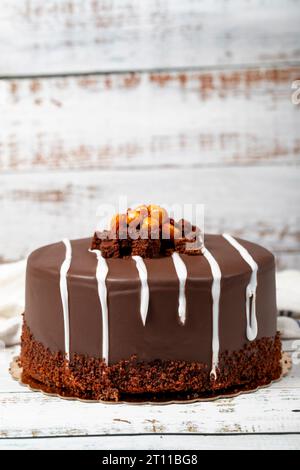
[25,235,277,365]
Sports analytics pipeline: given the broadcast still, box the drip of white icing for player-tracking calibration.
[132,256,149,326]
[90,249,109,363]
[222,233,258,341]
[171,252,188,324]
[203,247,222,379]
[59,239,72,361]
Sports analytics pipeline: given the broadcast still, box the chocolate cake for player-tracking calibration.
[20,205,282,401]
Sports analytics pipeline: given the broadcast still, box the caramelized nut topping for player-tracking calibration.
[162,223,180,240]
[91,204,203,258]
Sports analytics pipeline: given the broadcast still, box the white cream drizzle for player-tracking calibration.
[222,233,258,341]
[203,247,222,379]
[90,249,109,363]
[59,239,72,361]
[171,252,188,324]
[132,256,149,326]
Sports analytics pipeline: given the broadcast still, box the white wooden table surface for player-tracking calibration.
[0,340,300,450]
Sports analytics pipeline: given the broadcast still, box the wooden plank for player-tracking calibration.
[0,0,300,76]
[1,346,299,440]
[0,67,300,171]
[1,434,300,450]
[0,387,300,438]
[0,166,299,266]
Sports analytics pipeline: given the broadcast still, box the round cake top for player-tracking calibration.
[28,234,274,284]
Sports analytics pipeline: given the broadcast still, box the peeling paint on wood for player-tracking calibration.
[0,67,299,172]
[0,166,299,267]
[1,433,300,450]
[0,347,299,446]
[0,0,300,75]
[0,385,300,437]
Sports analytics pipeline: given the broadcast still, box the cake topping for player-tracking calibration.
[91,204,204,258]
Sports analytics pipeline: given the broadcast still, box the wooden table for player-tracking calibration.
[0,341,299,450]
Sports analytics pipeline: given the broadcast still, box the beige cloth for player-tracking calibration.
[276,270,300,339]
[0,260,26,348]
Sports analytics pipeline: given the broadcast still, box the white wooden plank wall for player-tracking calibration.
[0,67,300,172]
[0,0,299,75]
[0,167,299,267]
[0,0,299,268]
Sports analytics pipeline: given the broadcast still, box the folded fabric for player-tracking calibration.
[0,315,22,349]
[0,260,26,348]
[275,270,300,339]
[0,262,299,347]
[277,316,300,339]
